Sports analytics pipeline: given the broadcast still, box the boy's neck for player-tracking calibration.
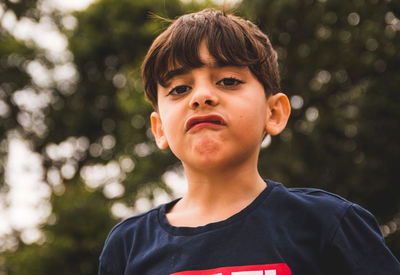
[185,166,265,204]
[166,161,267,227]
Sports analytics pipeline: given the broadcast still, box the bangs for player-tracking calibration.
[142,8,280,108]
[155,12,267,87]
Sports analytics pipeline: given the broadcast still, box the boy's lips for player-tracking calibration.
[185,114,226,131]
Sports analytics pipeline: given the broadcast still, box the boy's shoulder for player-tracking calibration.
[99,204,167,267]
[267,179,369,226]
[106,203,165,239]
[269,179,353,209]
[267,180,383,249]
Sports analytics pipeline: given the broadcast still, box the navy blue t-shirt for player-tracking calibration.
[99,180,400,274]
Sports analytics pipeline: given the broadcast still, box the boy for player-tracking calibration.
[99,8,400,274]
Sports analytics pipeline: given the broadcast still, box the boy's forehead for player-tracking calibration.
[198,41,215,63]
[169,41,216,71]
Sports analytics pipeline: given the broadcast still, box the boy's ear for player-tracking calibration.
[150,112,169,150]
[265,93,291,136]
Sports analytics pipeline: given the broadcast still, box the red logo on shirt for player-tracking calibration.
[171,263,291,275]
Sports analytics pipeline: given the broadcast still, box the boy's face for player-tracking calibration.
[151,42,289,172]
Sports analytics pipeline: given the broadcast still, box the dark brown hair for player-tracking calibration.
[142,8,280,109]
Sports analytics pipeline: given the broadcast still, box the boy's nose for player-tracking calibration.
[189,87,218,109]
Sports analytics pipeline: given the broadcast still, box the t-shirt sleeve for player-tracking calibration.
[98,261,113,275]
[98,227,127,275]
[322,203,400,274]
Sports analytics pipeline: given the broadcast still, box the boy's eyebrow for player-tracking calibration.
[162,62,224,84]
[163,67,189,83]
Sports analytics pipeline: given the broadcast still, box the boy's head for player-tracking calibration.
[142,8,280,109]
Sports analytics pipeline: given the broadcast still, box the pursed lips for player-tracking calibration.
[185,114,226,132]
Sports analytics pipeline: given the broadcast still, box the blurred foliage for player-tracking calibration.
[0,0,399,273]
[1,0,38,20]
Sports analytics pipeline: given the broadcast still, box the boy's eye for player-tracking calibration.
[168,85,191,96]
[217,77,244,87]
